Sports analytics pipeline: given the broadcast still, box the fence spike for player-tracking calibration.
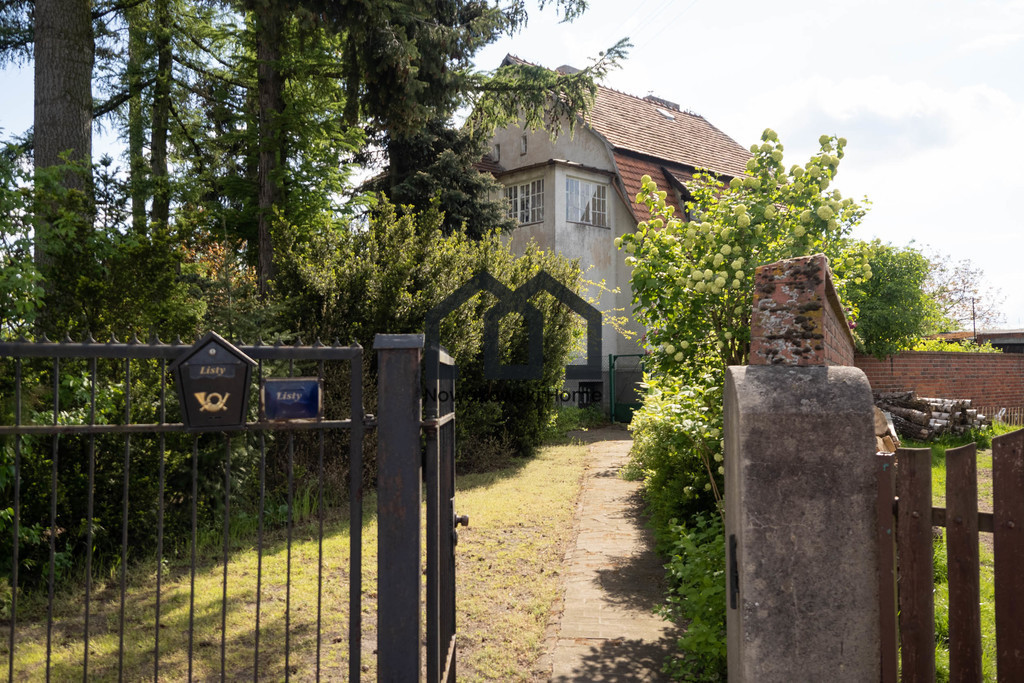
[40,333,51,343]
[255,336,265,346]
[173,334,183,345]
[63,333,73,343]
[130,333,141,345]
[296,336,305,346]
[86,331,97,343]
[313,338,324,348]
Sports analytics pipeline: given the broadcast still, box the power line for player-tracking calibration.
[634,0,702,49]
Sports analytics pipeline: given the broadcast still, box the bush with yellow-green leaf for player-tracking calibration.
[620,130,872,680]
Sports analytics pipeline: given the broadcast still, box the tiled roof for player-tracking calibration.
[499,54,750,178]
[474,153,505,175]
[614,152,697,223]
[588,85,751,178]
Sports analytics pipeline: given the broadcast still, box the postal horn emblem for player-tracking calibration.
[194,392,230,413]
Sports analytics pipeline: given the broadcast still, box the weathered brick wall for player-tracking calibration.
[749,254,855,367]
[854,352,1024,410]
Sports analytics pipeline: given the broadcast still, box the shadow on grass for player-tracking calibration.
[2,497,380,682]
[455,424,630,493]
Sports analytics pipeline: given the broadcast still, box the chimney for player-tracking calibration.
[644,95,681,112]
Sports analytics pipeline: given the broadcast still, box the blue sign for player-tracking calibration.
[263,378,322,421]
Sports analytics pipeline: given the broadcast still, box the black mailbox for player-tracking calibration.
[170,331,255,431]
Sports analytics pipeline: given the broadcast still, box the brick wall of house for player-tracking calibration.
[749,254,855,367]
[853,352,1024,410]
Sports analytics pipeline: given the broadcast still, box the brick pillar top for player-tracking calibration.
[749,253,856,366]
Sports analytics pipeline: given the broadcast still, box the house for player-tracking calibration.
[481,55,751,412]
[933,329,1024,353]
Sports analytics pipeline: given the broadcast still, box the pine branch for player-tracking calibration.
[92,0,150,22]
[172,52,251,90]
[93,77,157,119]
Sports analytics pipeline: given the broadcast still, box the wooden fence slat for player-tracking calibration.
[877,453,899,683]
[945,443,982,681]
[994,428,1024,682]
[897,447,935,683]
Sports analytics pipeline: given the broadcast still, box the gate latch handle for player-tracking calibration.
[455,514,469,528]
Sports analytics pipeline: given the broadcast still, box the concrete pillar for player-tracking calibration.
[725,365,879,681]
[725,251,880,681]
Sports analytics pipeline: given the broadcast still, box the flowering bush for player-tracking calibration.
[622,130,871,518]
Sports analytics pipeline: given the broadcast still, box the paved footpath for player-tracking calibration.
[539,425,679,682]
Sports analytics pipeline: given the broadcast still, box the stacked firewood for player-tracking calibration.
[873,391,990,442]
[875,406,899,453]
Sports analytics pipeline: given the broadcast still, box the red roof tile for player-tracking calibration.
[614,152,696,223]
[499,55,750,179]
[473,153,505,175]
[588,86,750,178]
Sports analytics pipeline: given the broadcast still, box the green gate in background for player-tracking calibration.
[608,353,645,423]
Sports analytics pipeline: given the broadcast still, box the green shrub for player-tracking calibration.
[660,512,727,681]
[275,198,585,465]
[627,367,723,546]
[911,338,1001,353]
[540,404,606,443]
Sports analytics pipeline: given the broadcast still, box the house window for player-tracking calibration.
[520,134,528,155]
[505,179,544,224]
[566,177,608,227]
[493,144,500,162]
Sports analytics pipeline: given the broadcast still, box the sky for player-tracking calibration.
[473,0,1024,327]
[2,0,1022,327]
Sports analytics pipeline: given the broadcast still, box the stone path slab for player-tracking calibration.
[540,426,679,681]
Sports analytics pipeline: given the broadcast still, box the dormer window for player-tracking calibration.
[505,179,544,224]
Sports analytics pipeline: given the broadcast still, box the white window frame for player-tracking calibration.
[505,178,544,225]
[566,177,608,227]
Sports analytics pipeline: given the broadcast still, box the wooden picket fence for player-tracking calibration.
[979,406,1024,428]
[877,428,1024,681]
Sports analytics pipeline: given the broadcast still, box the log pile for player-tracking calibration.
[875,406,899,453]
[873,391,991,442]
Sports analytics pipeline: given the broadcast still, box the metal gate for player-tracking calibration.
[374,335,464,683]
[608,353,645,423]
[2,332,461,681]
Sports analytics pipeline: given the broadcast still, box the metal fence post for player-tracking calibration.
[374,333,424,681]
[608,354,616,423]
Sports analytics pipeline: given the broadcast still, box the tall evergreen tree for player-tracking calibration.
[32,0,95,265]
[307,0,628,235]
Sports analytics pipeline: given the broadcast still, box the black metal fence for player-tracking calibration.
[373,335,463,683]
[424,345,461,683]
[1,336,369,680]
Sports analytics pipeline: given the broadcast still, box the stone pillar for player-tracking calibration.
[725,254,879,681]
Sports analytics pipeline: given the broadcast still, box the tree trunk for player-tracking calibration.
[33,0,95,264]
[150,0,173,231]
[127,4,148,233]
[255,3,286,297]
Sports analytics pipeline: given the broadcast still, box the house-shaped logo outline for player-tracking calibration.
[424,270,602,381]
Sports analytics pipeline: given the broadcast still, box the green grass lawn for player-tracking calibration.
[1,438,592,681]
